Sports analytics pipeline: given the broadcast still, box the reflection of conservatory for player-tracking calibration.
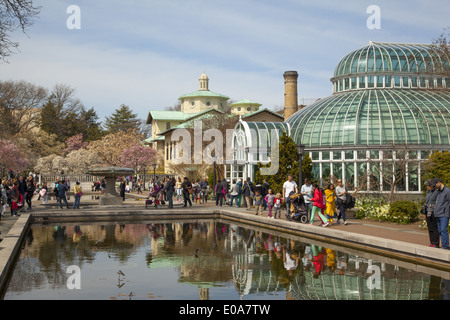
[229,42,450,193]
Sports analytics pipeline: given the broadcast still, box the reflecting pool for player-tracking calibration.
[4,220,450,300]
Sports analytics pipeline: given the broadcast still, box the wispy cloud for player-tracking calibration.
[0,0,448,121]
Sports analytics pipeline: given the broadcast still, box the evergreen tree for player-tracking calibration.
[422,150,450,186]
[255,132,312,194]
[79,107,104,141]
[104,104,140,133]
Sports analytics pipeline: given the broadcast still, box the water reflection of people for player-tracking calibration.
[311,245,325,278]
[302,245,312,271]
[73,226,82,245]
[326,248,336,273]
[283,240,299,277]
[337,253,348,275]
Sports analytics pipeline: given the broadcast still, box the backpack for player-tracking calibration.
[346,194,356,209]
[321,189,326,208]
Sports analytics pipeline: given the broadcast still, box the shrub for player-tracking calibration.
[387,201,419,224]
[354,196,389,221]
[355,197,420,224]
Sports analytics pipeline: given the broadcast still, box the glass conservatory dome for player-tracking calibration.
[287,41,450,148]
[331,42,450,93]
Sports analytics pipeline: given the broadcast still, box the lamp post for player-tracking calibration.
[297,144,306,186]
[135,159,138,181]
[212,156,217,201]
[152,163,157,180]
[143,164,147,191]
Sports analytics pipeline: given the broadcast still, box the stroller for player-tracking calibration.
[289,192,308,224]
[146,184,165,209]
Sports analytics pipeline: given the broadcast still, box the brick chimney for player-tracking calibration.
[283,71,298,121]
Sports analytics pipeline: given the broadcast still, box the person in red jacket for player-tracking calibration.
[309,183,329,227]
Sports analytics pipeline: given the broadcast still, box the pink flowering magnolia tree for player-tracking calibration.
[65,134,89,154]
[120,143,157,173]
[0,139,29,175]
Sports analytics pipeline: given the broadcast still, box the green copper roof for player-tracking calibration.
[229,99,262,107]
[157,108,229,136]
[178,90,230,100]
[144,136,165,143]
[147,110,194,122]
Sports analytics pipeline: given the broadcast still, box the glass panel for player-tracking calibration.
[402,77,409,88]
[322,152,330,160]
[345,151,354,160]
[420,151,429,160]
[436,78,442,88]
[357,48,368,72]
[419,77,427,88]
[357,96,369,145]
[344,162,355,190]
[367,46,375,71]
[370,150,379,159]
[377,92,393,145]
[376,75,383,88]
[322,163,331,179]
[311,152,319,161]
[367,76,374,88]
[408,151,417,160]
[408,163,419,191]
[389,48,400,71]
[382,162,393,192]
[411,77,417,87]
[359,76,365,89]
[333,162,342,180]
[351,77,357,89]
[369,163,381,191]
[331,92,358,145]
[357,162,367,190]
[395,163,406,191]
[385,76,392,88]
[318,98,339,146]
[333,151,341,160]
[394,76,401,87]
[312,163,320,182]
[344,78,349,90]
[383,150,393,159]
[357,150,367,159]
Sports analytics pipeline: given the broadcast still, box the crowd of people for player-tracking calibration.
[1,169,448,250]
[0,173,37,218]
[133,174,351,227]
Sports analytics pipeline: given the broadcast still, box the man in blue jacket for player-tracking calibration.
[58,180,70,209]
[432,178,450,250]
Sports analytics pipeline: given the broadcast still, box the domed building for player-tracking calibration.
[229,42,450,195]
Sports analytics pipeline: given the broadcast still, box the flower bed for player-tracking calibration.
[354,196,420,224]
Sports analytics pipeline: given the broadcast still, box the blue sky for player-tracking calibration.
[1,0,449,121]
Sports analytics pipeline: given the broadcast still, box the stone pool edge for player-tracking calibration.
[1,207,450,297]
[0,213,31,295]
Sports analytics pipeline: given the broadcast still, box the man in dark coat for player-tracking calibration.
[58,180,69,209]
[242,177,255,210]
[181,177,192,207]
[163,176,175,208]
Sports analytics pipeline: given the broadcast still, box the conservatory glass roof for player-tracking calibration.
[286,89,450,148]
[333,41,449,79]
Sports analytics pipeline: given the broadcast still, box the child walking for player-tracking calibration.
[273,193,283,219]
[253,190,264,215]
[265,189,275,218]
